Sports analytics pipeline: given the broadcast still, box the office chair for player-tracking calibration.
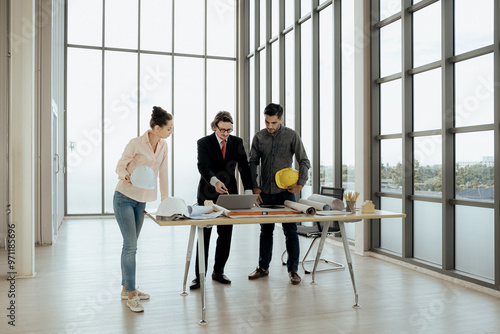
[281,186,345,274]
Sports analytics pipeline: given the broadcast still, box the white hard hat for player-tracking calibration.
[130,165,156,190]
[156,197,190,220]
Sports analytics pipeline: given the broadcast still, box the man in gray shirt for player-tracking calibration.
[247,103,311,285]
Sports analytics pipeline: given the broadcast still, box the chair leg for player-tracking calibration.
[301,237,344,274]
[281,249,287,265]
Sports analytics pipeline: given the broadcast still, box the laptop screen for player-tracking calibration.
[215,194,259,210]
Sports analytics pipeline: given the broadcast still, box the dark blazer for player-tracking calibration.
[197,133,253,204]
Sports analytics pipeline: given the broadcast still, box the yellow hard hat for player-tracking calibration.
[275,168,299,189]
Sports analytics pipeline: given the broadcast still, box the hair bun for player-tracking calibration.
[151,106,162,119]
[149,106,173,129]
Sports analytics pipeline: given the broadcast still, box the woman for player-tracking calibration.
[113,106,173,312]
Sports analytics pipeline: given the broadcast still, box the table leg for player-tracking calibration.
[338,221,360,308]
[310,221,331,284]
[197,225,208,325]
[181,225,197,296]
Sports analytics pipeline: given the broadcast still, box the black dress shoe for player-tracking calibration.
[212,272,231,284]
[189,278,200,290]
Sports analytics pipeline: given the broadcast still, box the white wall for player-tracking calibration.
[10,0,36,277]
[0,0,8,249]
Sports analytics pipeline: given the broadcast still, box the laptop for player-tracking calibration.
[216,194,259,210]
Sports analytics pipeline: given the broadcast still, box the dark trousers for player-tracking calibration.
[194,224,233,278]
[258,191,300,273]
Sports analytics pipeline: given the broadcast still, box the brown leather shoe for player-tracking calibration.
[248,267,269,280]
[289,272,301,285]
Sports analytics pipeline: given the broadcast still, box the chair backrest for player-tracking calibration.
[316,186,344,232]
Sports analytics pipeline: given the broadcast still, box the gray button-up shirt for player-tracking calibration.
[249,125,311,194]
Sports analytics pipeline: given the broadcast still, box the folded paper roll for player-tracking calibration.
[298,199,330,211]
[284,200,316,215]
[205,202,231,217]
[307,194,345,211]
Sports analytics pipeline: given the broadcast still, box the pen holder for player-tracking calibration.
[346,200,356,212]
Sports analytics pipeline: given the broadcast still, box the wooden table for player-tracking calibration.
[146,210,406,325]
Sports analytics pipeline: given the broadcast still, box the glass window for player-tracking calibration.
[104,51,138,213]
[320,7,333,188]
[173,57,205,204]
[380,139,402,194]
[140,0,172,52]
[66,48,102,214]
[249,56,255,137]
[414,201,442,265]
[250,0,255,51]
[380,79,402,135]
[207,0,236,57]
[301,0,310,17]
[67,0,102,46]
[454,54,494,127]
[380,21,401,77]
[139,54,172,135]
[260,0,267,46]
[455,131,494,203]
[413,1,441,67]
[342,0,355,191]
[380,0,401,21]
[413,68,442,131]
[67,1,237,214]
[207,59,236,134]
[105,0,138,49]
[455,206,494,281]
[285,32,295,129]
[285,0,294,28]
[271,0,279,38]
[455,0,494,55]
[414,136,442,197]
[272,42,280,103]
[301,20,312,198]
[380,197,403,255]
[174,0,204,54]
[260,50,267,120]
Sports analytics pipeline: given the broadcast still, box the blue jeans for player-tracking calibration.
[113,191,146,291]
[258,191,300,273]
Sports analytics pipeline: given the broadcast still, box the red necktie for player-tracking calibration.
[221,140,226,160]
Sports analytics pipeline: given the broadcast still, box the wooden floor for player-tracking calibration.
[1,218,500,334]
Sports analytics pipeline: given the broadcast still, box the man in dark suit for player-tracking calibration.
[190,111,254,289]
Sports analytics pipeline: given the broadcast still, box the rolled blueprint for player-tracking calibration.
[307,194,345,211]
[188,205,214,216]
[298,198,330,211]
[284,200,316,215]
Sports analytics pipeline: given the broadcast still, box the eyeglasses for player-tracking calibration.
[217,126,233,134]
